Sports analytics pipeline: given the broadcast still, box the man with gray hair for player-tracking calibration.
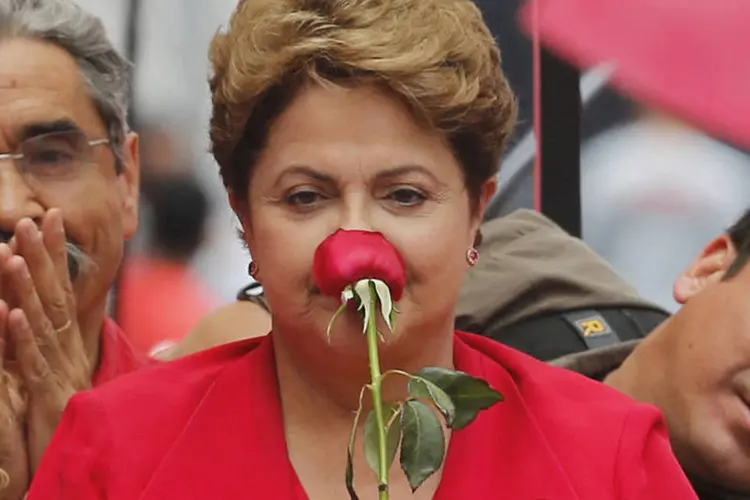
[0,0,144,497]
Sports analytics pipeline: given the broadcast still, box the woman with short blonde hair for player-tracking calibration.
[30,1,694,498]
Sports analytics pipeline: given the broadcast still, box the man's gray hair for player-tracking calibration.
[0,0,131,171]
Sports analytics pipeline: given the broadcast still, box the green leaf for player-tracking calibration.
[399,400,446,492]
[364,404,402,478]
[408,376,456,427]
[415,367,503,430]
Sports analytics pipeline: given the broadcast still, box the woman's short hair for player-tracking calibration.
[209,0,518,207]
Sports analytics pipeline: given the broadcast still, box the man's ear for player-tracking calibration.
[673,234,737,304]
[120,132,140,240]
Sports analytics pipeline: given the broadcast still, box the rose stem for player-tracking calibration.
[366,281,390,500]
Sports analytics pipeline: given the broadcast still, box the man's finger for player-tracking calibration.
[40,210,84,358]
[0,301,21,420]
[0,300,7,373]
[14,219,69,332]
[8,308,53,392]
[0,244,14,306]
[4,256,66,372]
[0,303,22,495]
[41,209,75,304]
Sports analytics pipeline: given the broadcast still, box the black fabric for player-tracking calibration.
[237,282,271,313]
[469,306,669,362]
[538,50,582,237]
[691,476,750,500]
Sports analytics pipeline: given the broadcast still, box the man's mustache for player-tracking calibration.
[0,230,94,281]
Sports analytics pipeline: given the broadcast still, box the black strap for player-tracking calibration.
[237,282,270,313]
[476,307,669,362]
[690,475,750,500]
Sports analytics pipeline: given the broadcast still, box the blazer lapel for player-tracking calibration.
[139,334,582,500]
[435,336,582,500]
[138,336,307,500]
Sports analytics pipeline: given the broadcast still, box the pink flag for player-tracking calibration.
[521,0,750,148]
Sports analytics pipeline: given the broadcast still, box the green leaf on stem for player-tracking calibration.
[415,367,503,430]
[408,377,456,427]
[364,404,403,478]
[399,400,445,492]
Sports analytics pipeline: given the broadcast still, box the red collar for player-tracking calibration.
[91,317,154,387]
[136,333,581,499]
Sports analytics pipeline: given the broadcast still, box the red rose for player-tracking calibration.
[313,229,406,301]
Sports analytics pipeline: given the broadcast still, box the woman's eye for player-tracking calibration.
[286,190,326,208]
[388,188,427,207]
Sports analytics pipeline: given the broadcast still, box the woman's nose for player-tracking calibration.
[338,191,374,232]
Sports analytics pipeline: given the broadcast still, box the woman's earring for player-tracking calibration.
[248,261,259,278]
[466,247,479,267]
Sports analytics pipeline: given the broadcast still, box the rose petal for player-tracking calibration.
[312,230,406,300]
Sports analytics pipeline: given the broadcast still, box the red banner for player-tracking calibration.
[521,0,750,149]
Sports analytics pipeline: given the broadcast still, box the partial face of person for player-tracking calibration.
[237,84,493,351]
[0,38,139,315]
[659,235,750,490]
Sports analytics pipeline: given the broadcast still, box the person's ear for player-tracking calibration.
[119,132,140,239]
[228,189,254,253]
[470,178,498,246]
[673,234,737,304]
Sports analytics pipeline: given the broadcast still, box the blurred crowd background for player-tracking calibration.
[78,0,750,344]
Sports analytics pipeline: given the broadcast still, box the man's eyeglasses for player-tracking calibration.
[0,130,110,182]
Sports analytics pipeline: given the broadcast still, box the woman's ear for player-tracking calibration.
[673,235,737,304]
[228,189,254,252]
[471,178,498,244]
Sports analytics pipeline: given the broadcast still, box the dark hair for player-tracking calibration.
[725,209,750,279]
[143,174,209,262]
